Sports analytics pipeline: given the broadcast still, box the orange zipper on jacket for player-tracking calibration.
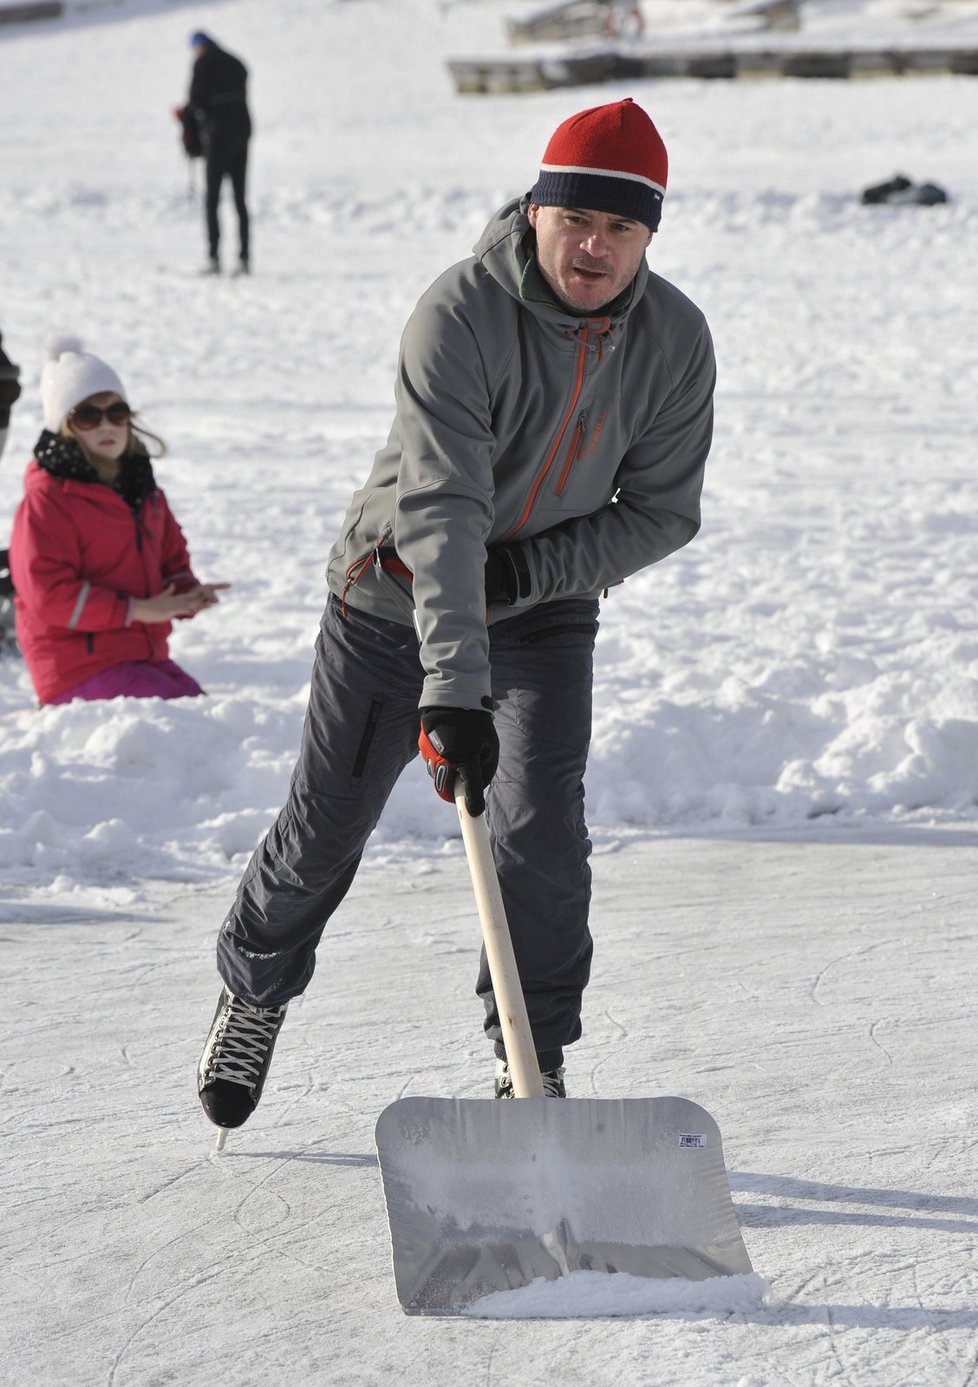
[554,411,587,497]
[502,326,593,541]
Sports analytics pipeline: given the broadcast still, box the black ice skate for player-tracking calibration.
[197,987,288,1128]
[494,1058,566,1098]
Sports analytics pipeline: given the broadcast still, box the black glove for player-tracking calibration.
[419,706,499,816]
[484,544,530,607]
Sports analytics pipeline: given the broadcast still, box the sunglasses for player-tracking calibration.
[69,401,133,431]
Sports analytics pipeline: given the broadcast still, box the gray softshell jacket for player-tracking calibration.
[326,196,715,712]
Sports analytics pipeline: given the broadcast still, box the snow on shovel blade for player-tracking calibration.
[375,1093,752,1316]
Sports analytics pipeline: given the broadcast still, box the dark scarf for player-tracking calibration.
[33,430,158,515]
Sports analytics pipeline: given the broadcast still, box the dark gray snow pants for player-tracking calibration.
[216,592,599,1070]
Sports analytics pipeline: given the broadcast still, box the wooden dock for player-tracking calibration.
[0,1,63,23]
[448,43,978,93]
[506,0,802,47]
[506,0,606,46]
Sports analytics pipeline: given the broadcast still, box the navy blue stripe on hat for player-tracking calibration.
[529,170,663,232]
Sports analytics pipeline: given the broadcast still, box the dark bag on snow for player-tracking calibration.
[862,174,949,206]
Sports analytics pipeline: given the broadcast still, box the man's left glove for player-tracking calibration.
[419,706,499,817]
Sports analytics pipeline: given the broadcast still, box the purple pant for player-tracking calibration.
[49,659,205,705]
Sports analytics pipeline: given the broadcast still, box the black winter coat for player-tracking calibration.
[189,43,251,153]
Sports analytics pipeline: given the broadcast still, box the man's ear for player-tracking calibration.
[527,203,540,228]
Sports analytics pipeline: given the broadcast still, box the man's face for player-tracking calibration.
[527,204,653,314]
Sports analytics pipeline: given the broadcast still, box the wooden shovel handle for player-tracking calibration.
[455,784,545,1098]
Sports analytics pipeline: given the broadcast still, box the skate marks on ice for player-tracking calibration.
[2,838,978,1383]
[209,1143,376,1168]
[734,1170,978,1240]
[99,1134,391,1385]
[730,1171,978,1336]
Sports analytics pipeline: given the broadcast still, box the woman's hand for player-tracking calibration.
[130,582,231,625]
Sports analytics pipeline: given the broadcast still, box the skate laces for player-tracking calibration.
[203,996,286,1091]
[494,1059,566,1098]
[541,1068,566,1098]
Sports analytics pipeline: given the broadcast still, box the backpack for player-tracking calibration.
[173,104,203,160]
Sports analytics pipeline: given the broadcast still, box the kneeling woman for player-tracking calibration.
[11,337,228,705]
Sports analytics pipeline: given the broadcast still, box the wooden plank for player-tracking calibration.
[487,68,547,92]
[447,45,978,94]
[0,1,63,23]
[508,16,604,45]
[506,0,604,46]
[895,47,956,72]
[686,52,739,78]
[949,49,978,73]
[728,49,783,77]
[848,49,903,77]
[731,0,801,31]
[780,50,851,78]
[540,52,621,86]
[448,60,547,94]
[630,52,692,78]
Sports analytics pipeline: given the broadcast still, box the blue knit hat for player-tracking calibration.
[189,31,211,48]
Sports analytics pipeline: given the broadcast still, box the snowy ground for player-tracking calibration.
[5,834,978,1383]
[1,0,977,1382]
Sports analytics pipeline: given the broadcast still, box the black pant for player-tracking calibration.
[204,140,249,263]
[216,595,599,1071]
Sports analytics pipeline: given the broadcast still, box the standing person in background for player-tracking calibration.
[196,99,715,1132]
[10,337,230,705]
[0,329,21,463]
[187,31,252,276]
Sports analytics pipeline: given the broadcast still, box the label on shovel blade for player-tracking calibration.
[679,1132,709,1149]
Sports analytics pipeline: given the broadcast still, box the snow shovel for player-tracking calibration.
[375,785,752,1316]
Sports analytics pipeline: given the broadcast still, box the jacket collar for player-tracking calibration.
[33,430,158,514]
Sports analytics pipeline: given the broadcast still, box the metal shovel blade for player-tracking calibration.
[375,1093,751,1316]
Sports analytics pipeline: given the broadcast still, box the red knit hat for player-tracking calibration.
[529,98,668,231]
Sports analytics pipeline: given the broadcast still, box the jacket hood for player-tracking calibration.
[472,195,650,329]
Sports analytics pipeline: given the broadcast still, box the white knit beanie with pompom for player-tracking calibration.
[40,335,127,431]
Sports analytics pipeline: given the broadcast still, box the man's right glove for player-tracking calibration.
[419,706,499,817]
